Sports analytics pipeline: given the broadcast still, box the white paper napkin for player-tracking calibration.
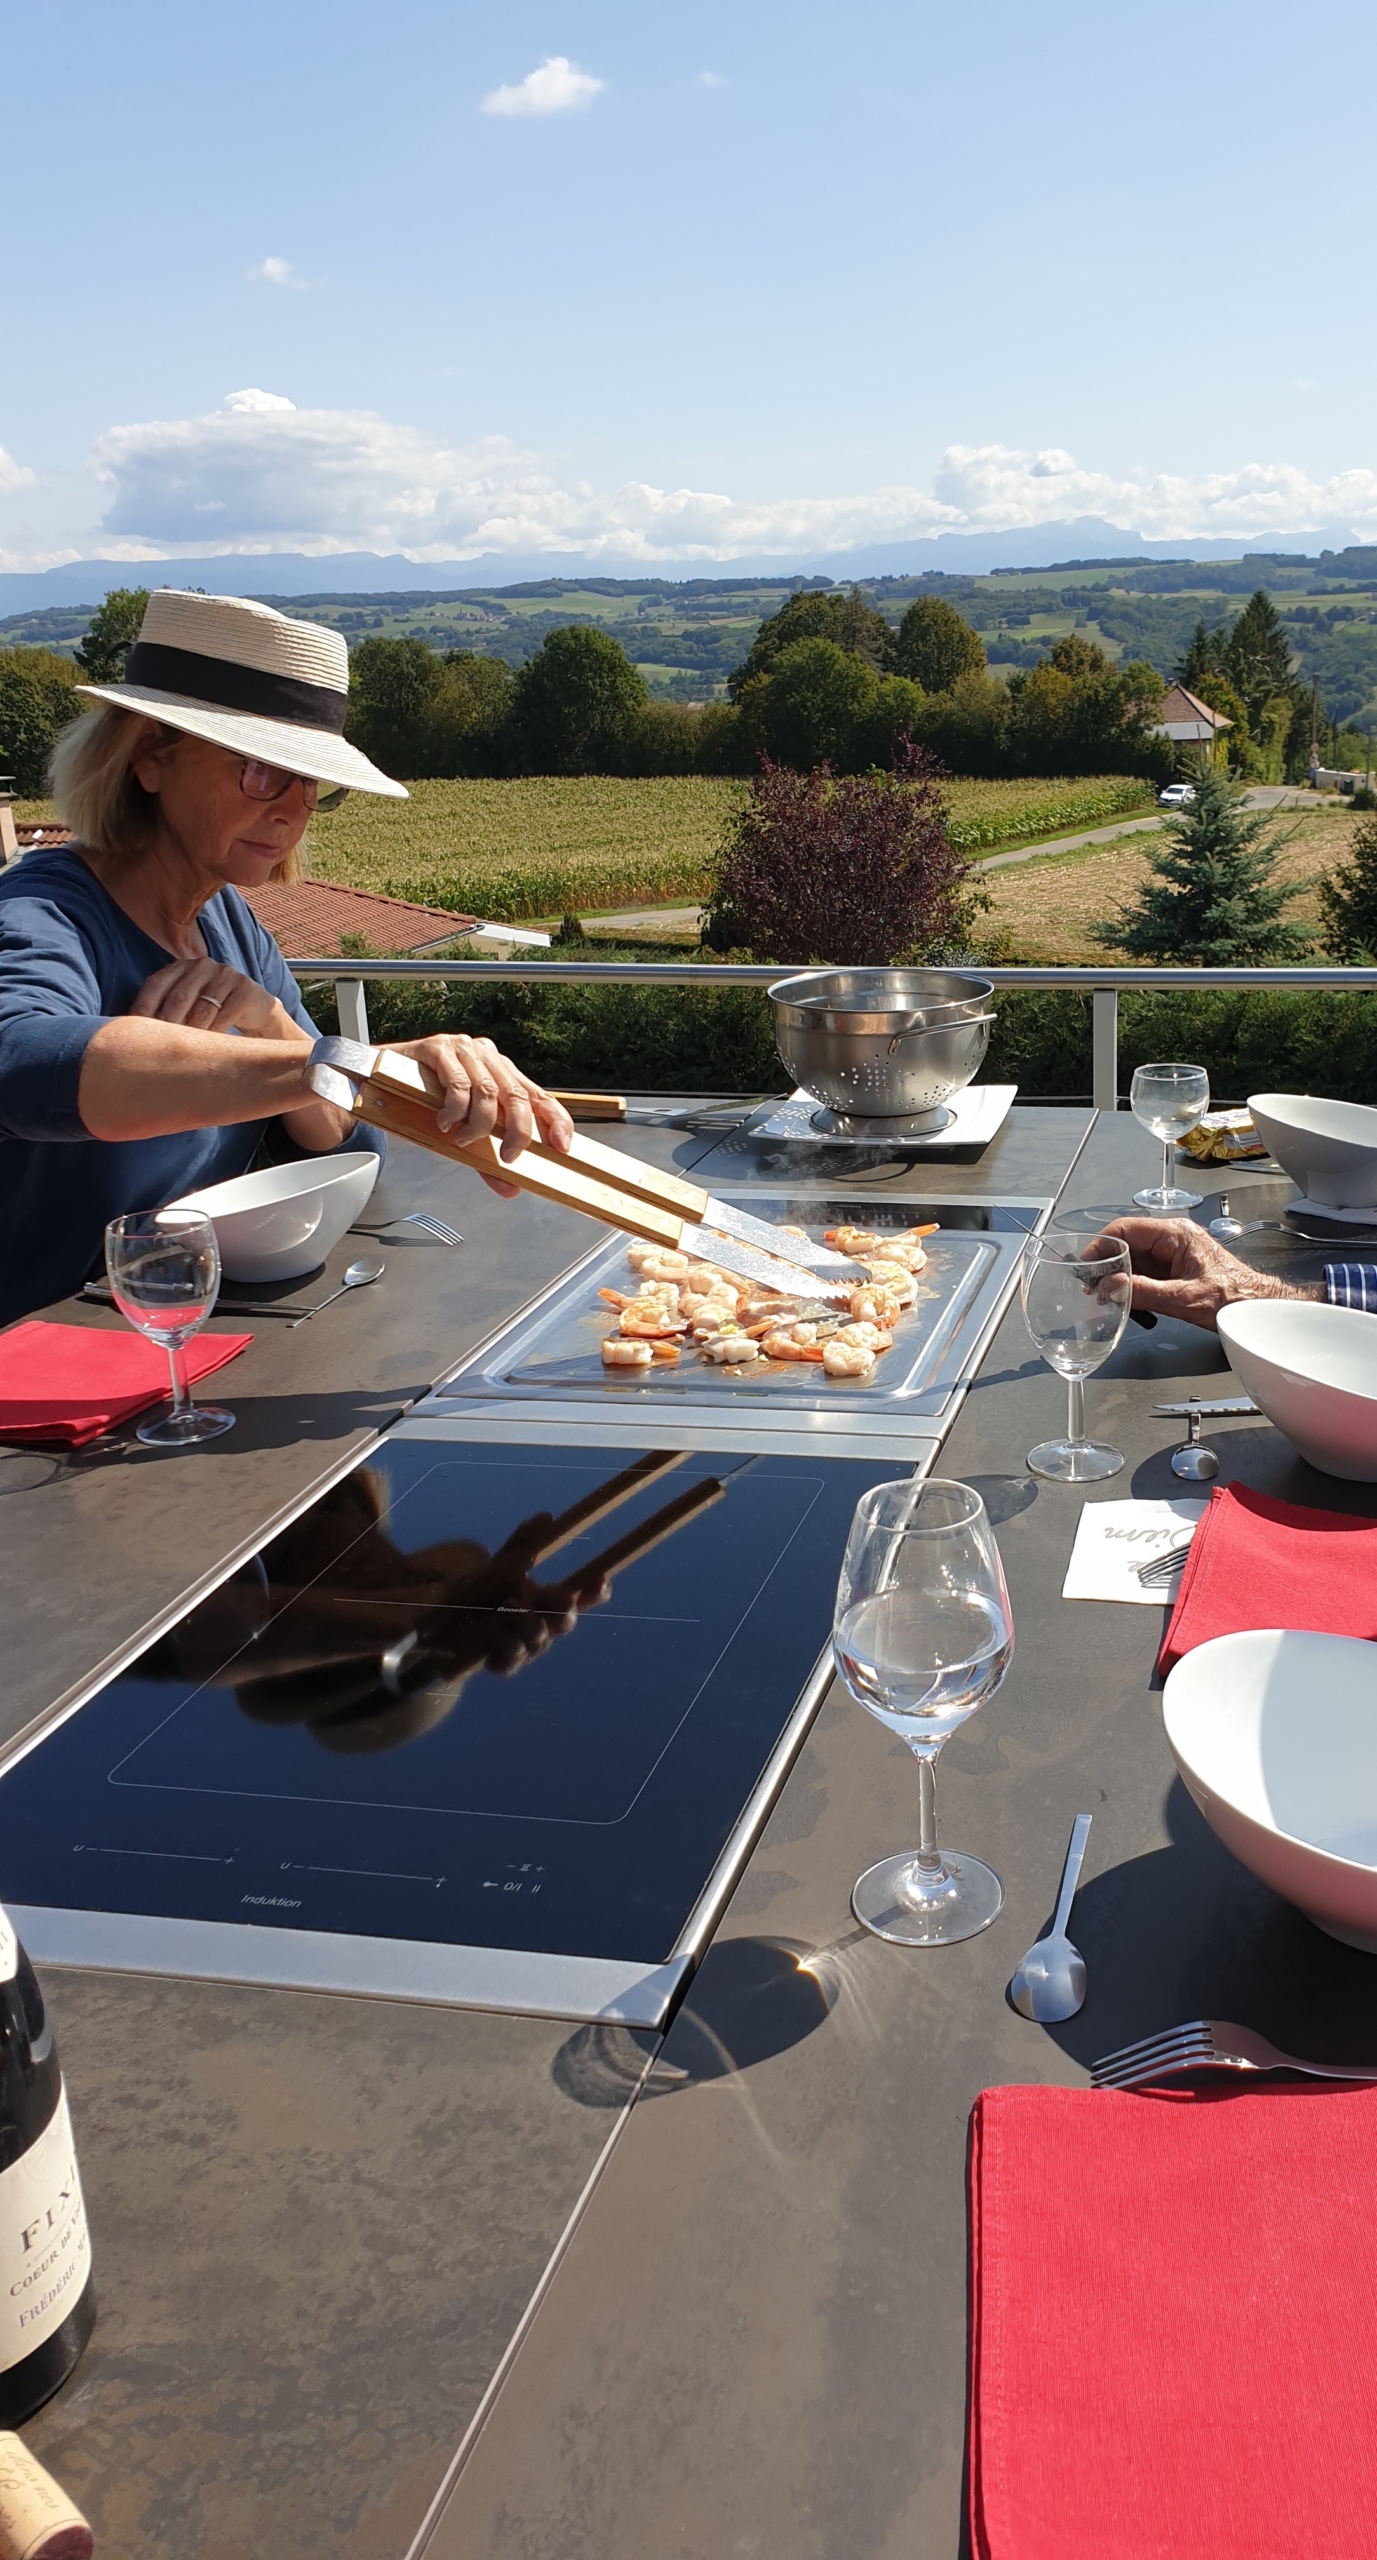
[1062,1497,1210,1605]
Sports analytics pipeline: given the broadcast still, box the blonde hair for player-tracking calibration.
[49,705,303,883]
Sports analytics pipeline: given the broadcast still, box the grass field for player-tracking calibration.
[981,798,1356,961]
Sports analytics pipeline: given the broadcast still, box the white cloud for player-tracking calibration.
[697,71,728,87]
[481,56,603,117]
[3,397,1375,573]
[247,256,304,289]
[0,446,36,497]
[223,388,297,414]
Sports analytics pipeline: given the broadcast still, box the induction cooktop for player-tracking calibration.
[0,1430,908,2025]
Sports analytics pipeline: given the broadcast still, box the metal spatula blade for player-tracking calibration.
[689,1200,866,1278]
[676,1222,852,1303]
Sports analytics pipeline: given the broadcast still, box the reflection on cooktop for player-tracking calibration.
[0,1437,898,1966]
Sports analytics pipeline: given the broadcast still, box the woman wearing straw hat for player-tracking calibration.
[0,590,573,1325]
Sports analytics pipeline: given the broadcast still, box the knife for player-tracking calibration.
[1151,1396,1258,1416]
[80,1282,304,1321]
[306,1037,870,1296]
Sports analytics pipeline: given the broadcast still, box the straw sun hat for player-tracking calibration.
[76,589,408,800]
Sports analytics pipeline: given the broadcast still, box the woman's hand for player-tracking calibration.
[387,1033,574,1197]
[129,958,305,1044]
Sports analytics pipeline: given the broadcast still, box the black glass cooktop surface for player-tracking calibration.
[0,1436,896,1994]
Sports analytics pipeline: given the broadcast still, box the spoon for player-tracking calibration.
[1009,1813,1093,2022]
[288,1255,385,1328]
[1209,1193,1245,1239]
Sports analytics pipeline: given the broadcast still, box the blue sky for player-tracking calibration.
[4,0,1376,571]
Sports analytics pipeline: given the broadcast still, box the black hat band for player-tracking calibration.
[122,641,347,734]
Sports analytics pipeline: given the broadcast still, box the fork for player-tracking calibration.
[1135,1540,1195,1587]
[1092,2018,1377,2090]
[352,1211,463,1246]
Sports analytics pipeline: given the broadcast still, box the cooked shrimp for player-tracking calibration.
[702,1332,761,1364]
[650,1341,681,1364]
[602,1337,654,1367]
[848,1285,902,1326]
[738,1296,800,1326]
[619,1304,689,1339]
[636,1280,684,1307]
[823,1339,878,1378]
[825,1226,892,1256]
[598,1288,637,1310]
[760,1324,825,1362]
[857,1260,917,1306]
[627,1245,691,1281]
[831,1321,893,1351]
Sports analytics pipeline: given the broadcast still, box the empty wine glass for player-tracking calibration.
[1130,1061,1209,1210]
[1021,1228,1131,1482]
[105,1210,235,1448]
[835,1477,1012,1946]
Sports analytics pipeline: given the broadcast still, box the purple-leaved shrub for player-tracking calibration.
[704,741,977,965]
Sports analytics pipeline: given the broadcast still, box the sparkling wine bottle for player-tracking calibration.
[0,1909,94,2423]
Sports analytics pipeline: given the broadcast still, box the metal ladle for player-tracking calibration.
[288,1255,386,1329]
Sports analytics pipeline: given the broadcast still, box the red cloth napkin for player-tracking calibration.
[969,2080,1377,2559]
[0,1320,253,1446]
[1158,1479,1377,1676]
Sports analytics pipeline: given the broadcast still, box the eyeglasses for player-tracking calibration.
[238,758,349,814]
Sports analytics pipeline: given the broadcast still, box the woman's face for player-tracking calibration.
[131,728,313,887]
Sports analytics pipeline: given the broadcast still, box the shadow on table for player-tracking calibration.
[1035,1779,1377,2075]
[552,1934,841,2108]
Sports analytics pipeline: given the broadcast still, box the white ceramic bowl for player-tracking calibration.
[1248,1091,1377,1210]
[1163,1627,1377,1951]
[1216,1298,1377,1481]
[172,1152,380,1283]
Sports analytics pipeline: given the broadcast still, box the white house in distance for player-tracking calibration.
[1154,682,1232,762]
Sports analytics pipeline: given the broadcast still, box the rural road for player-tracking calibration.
[578,786,1319,935]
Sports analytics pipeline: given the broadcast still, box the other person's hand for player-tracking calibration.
[1101,1216,1323,1331]
[129,958,304,1042]
[387,1033,574,1197]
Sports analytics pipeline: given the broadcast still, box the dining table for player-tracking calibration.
[2,1097,1372,2559]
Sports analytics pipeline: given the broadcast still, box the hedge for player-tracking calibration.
[304,972,1377,1104]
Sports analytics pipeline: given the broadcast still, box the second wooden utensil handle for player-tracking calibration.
[347,1083,688,1250]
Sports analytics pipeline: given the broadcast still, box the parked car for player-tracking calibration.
[1158,782,1197,807]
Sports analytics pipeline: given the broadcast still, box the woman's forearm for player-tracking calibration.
[77,1015,349,1146]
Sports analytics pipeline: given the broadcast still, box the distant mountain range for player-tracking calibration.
[1,517,1358,614]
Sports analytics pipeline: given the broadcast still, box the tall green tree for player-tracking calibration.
[345,635,514,777]
[891,596,985,693]
[1006,635,1167,778]
[727,588,893,699]
[1223,589,1295,727]
[74,586,150,684]
[509,625,647,774]
[740,637,880,770]
[1318,815,1377,960]
[1176,618,1224,689]
[1096,765,1311,962]
[0,649,83,796]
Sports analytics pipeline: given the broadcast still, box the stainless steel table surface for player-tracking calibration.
[0,1104,1145,2556]
[421,1110,1377,2560]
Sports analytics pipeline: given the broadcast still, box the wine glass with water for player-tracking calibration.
[834,1478,1012,1946]
[105,1209,235,1448]
[1021,1228,1131,1482]
[1130,1061,1209,1210]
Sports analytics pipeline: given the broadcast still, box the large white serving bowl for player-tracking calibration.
[172,1152,380,1283]
[1248,1091,1377,1210]
[1216,1298,1377,1481]
[1163,1628,1377,1951]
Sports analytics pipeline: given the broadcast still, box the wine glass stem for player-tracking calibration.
[165,1340,194,1421]
[1161,1135,1172,1196]
[1066,1372,1085,1447]
[913,1748,944,1878]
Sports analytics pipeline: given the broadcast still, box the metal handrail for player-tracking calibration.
[290,958,1377,1115]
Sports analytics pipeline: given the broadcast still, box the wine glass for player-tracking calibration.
[105,1210,235,1448]
[1130,1062,1209,1210]
[835,1478,1012,1946]
[1021,1229,1131,1482]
